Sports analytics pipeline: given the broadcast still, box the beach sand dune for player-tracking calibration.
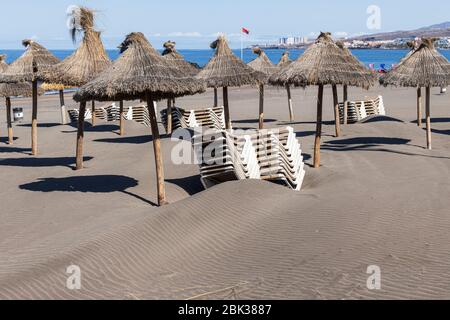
[1,86,450,299]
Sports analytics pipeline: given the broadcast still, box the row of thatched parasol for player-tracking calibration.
[1,6,450,206]
[0,40,60,155]
[380,38,450,149]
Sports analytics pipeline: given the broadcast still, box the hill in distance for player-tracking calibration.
[353,22,450,41]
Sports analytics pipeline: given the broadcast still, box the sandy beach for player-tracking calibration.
[1,84,450,299]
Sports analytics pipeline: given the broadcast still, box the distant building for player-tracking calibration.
[278,36,308,46]
[435,37,450,49]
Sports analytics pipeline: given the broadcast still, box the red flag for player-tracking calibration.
[242,27,250,35]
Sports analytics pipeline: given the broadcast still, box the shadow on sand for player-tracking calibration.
[296,131,316,138]
[322,136,450,160]
[0,146,30,154]
[233,119,277,124]
[17,123,62,128]
[0,137,19,144]
[166,175,205,195]
[0,156,93,169]
[63,124,120,133]
[431,128,450,136]
[94,135,153,144]
[19,175,157,206]
[410,118,450,125]
[361,116,404,123]
[325,137,411,147]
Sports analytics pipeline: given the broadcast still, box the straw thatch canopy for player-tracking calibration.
[196,36,265,88]
[0,54,44,97]
[0,40,60,83]
[277,51,292,68]
[335,41,374,73]
[0,54,7,73]
[73,32,206,102]
[380,38,450,88]
[269,32,375,89]
[41,7,111,87]
[0,82,44,98]
[162,41,200,76]
[247,47,278,83]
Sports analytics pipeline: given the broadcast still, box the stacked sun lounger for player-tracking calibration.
[104,103,121,121]
[338,96,385,124]
[161,106,226,132]
[193,130,260,188]
[364,96,386,117]
[193,127,305,191]
[68,108,92,122]
[234,127,305,191]
[122,105,151,127]
[68,103,122,123]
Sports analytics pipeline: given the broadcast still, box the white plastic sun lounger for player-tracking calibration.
[161,106,226,132]
[194,127,305,191]
[338,96,385,124]
[68,108,93,122]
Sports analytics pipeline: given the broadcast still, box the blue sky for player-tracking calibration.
[0,0,449,49]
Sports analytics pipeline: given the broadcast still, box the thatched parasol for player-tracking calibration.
[276,51,295,122]
[162,40,200,134]
[247,47,278,129]
[162,41,200,77]
[248,47,278,76]
[196,36,265,129]
[0,54,7,73]
[0,84,44,145]
[73,32,206,206]
[277,51,292,68]
[380,38,450,149]
[398,41,425,127]
[336,41,377,124]
[41,7,112,127]
[1,54,45,144]
[269,32,376,168]
[0,40,59,155]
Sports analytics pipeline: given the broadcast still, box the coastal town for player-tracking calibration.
[253,21,450,50]
[256,36,450,50]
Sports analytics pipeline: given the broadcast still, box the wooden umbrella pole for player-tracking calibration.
[417,87,423,126]
[91,100,96,126]
[31,79,38,156]
[314,85,324,168]
[214,88,218,107]
[6,97,13,145]
[425,86,431,150]
[223,87,231,129]
[167,98,173,135]
[59,89,68,125]
[119,100,125,136]
[76,101,87,170]
[147,94,167,206]
[343,85,348,125]
[332,85,341,137]
[259,84,264,130]
[286,84,294,122]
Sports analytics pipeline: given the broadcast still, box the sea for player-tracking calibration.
[2,48,450,70]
